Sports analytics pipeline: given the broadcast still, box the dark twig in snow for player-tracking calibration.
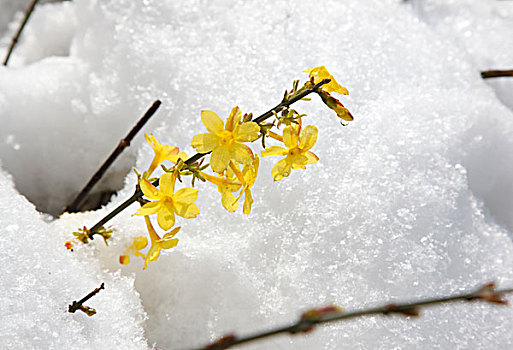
[2,0,40,66]
[87,80,330,239]
[68,283,105,317]
[481,70,513,79]
[63,100,161,213]
[194,282,513,350]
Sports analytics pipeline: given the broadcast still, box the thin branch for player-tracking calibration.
[68,282,105,317]
[481,70,513,79]
[63,100,162,213]
[196,282,513,350]
[87,79,330,238]
[2,0,40,66]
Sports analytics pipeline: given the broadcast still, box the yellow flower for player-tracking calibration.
[233,156,259,214]
[142,216,180,270]
[136,172,200,230]
[261,124,319,181]
[304,66,349,95]
[191,106,260,174]
[201,165,242,212]
[145,133,188,176]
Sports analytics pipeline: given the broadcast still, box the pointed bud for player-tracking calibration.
[318,90,353,121]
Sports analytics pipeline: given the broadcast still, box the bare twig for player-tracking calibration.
[2,0,40,66]
[196,282,513,350]
[481,70,513,79]
[63,100,161,213]
[87,79,330,239]
[68,282,105,317]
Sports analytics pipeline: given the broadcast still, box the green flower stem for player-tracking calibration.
[88,79,329,238]
[195,282,513,350]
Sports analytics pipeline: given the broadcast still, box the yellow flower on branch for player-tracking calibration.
[136,172,200,230]
[304,66,348,95]
[119,235,148,265]
[191,106,260,174]
[145,133,188,176]
[142,216,180,270]
[201,166,242,212]
[304,66,353,122]
[261,124,319,181]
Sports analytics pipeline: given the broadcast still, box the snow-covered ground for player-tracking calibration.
[1,0,513,349]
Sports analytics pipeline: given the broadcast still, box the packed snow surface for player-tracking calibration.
[1,0,513,349]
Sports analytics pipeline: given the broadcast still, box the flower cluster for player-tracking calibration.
[71,67,352,269]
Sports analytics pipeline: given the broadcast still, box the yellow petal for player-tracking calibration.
[243,189,253,214]
[163,226,181,239]
[201,110,224,134]
[282,125,299,149]
[261,146,287,157]
[305,151,319,165]
[303,66,324,75]
[143,244,161,269]
[234,122,260,142]
[167,151,188,163]
[162,144,179,156]
[173,188,198,205]
[325,80,349,95]
[133,236,148,250]
[221,190,239,212]
[223,182,242,192]
[202,172,225,186]
[229,161,245,186]
[146,157,162,177]
[225,106,241,132]
[175,202,200,219]
[134,251,145,259]
[210,145,231,173]
[144,215,161,242]
[291,154,309,169]
[145,133,161,152]
[140,179,161,200]
[159,172,176,196]
[160,238,179,250]
[271,158,292,181]
[299,125,318,151]
[135,201,160,216]
[157,204,175,230]
[243,155,259,187]
[191,133,219,153]
[231,143,254,165]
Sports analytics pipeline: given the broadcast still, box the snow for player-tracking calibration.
[1,0,513,349]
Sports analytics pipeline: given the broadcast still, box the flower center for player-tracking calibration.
[219,130,234,146]
[288,147,300,157]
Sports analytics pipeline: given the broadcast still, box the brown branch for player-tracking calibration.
[2,0,40,66]
[481,70,513,79]
[86,79,330,238]
[68,282,105,317]
[195,282,513,350]
[63,100,161,213]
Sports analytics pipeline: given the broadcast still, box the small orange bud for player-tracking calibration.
[64,241,74,251]
[119,255,130,265]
